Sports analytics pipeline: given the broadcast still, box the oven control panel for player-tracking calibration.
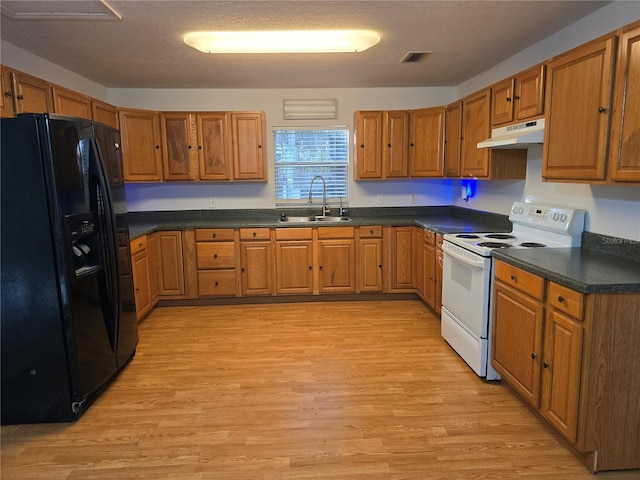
[510,202,585,235]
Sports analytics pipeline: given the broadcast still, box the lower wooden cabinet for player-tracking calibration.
[357,226,383,292]
[275,228,314,295]
[492,259,640,472]
[419,229,437,308]
[130,234,158,320]
[317,226,355,293]
[195,228,238,297]
[385,226,416,292]
[240,228,272,296]
[156,231,185,296]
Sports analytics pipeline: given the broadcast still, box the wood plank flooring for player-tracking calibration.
[2,300,639,479]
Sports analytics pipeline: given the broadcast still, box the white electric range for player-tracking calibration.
[440,202,586,380]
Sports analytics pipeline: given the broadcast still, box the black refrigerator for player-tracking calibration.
[1,114,138,424]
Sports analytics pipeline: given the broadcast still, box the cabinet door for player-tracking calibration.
[382,110,409,177]
[156,231,185,296]
[543,35,616,181]
[421,242,436,308]
[409,107,445,177]
[131,250,151,320]
[240,242,272,296]
[161,112,198,181]
[491,77,515,126]
[12,70,53,114]
[198,113,232,180]
[461,89,491,178]
[1,65,16,118]
[492,280,544,407]
[51,85,92,119]
[91,99,119,129]
[231,112,266,180]
[541,309,583,443]
[147,233,159,304]
[388,226,415,291]
[444,101,462,177]
[119,109,163,181]
[275,241,313,294]
[354,111,383,179]
[358,238,382,292]
[93,123,124,185]
[318,239,355,293]
[609,23,640,182]
[515,64,545,121]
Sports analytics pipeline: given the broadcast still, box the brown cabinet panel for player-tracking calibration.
[387,226,416,291]
[231,112,266,180]
[156,231,185,296]
[52,85,92,119]
[444,101,462,177]
[421,242,436,308]
[491,77,515,126]
[196,242,236,269]
[11,70,53,114]
[382,110,409,177]
[515,64,546,120]
[240,242,272,296]
[409,107,445,177]
[275,240,313,294]
[119,108,163,181]
[0,65,15,118]
[461,89,491,178]
[543,35,617,181]
[609,22,640,182]
[357,238,383,292]
[197,112,231,180]
[91,99,119,129]
[195,228,236,242]
[161,112,198,180]
[354,111,384,179]
[317,239,355,293]
[197,270,237,296]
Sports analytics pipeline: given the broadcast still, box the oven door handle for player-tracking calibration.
[442,244,487,269]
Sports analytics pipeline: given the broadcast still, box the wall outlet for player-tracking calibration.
[410,194,417,204]
[377,195,384,205]
[209,197,216,208]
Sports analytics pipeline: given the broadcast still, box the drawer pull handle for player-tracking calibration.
[212,233,217,238]
[510,275,517,281]
[308,266,312,270]
[215,281,219,287]
[213,254,218,259]
[558,295,565,303]
[543,362,550,369]
[531,352,537,359]
[370,229,374,235]
[253,232,257,237]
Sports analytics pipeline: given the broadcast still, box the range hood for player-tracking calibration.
[477,118,545,149]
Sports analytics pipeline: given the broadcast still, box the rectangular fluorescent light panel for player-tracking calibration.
[184,30,380,54]
[283,99,338,120]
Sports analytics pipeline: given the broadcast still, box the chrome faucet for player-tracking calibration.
[308,175,330,217]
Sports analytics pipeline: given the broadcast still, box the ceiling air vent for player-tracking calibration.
[400,51,431,63]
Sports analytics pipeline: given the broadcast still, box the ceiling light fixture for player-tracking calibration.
[183,30,380,54]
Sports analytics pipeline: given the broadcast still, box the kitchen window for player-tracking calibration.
[273,126,349,206]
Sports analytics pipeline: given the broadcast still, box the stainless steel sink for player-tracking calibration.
[278,215,351,223]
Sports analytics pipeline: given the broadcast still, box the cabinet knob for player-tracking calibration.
[558,295,565,303]
[16,94,24,100]
[241,267,245,272]
[258,145,262,149]
[213,254,218,259]
[531,352,537,359]
[360,144,364,148]
[510,275,517,281]
[3,91,12,97]
[513,95,520,100]
[252,232,257,237]
[388,143,392,147]
[155,145,160,149]
[212,233,217,238]
[198,145,203,150]
[598,106,607,113]
[506,97,512,102]
[319,265,323,270]
[308,266,312,270]
[187,145,192,149]
[410,143,415,147]
[543,362,550,368]
[378,264,382,269]
[215,281,219,287]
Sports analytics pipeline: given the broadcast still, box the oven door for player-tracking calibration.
[441,241,491,338]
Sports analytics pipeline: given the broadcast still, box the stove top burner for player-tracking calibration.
[456,234,480,239]
[520,242,547,248]
[477,242,512,248]
[484,233,516,240]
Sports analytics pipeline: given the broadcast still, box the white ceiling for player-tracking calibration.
[0,0,611,89]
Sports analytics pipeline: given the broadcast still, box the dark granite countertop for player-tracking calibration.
[492,247,640,294]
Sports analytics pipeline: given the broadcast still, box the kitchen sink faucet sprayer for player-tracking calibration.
[308,175,330,217]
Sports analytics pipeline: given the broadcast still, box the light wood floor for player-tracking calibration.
[2,300,639,480]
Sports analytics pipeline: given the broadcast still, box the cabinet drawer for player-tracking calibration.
[359,226,383,238]
[198,270,237,296]
[423,229,435,244]
[494,261,545,301]
[548,282,584,320]
[196,242,236,269]
[275,227,313,241]
[130,235,147,255]
[240,228,271,240]
[195,228,235,242]
[317,226,354,239]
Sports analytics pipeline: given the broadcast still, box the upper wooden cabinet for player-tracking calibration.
[354,110,384,179]
[93,122,124,185]
[91,99,119,129]
[409,107,445,177]
[491,64,545,126]
[231,111,266,181]
[608,21,640,183]
[461,89,527,179]
[161,112,199,181]
[383,110,410,177]
[198,112,232,180]
[52,85,92,120]
[1,65,16,118]
[444,101,462,177]
[11,69,53,115]
[119,108,163,182]
[542,34,617,181]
